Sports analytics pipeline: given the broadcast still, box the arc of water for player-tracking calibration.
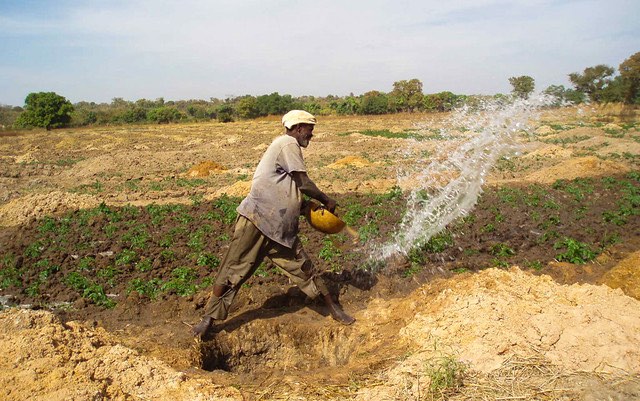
[370,94,555,263]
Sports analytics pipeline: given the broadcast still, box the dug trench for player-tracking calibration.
[1,172,640,397]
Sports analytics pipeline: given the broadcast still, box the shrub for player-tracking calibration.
[147,106,184,124]
[14,92,74,130]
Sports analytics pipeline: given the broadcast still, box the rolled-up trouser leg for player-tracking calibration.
[203,216,268,320]
[267,237,329,298]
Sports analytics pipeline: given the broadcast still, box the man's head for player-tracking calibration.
[282,110,316,148]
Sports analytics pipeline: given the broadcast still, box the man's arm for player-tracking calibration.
[292,171,337,212]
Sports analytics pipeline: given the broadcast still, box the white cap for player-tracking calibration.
[282,110,316,129]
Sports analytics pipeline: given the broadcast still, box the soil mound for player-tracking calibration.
[326,156,373,169]
[208,180,251,198]
[358,267,640,399]
[600,251,640,300]
[0,309,242,401]
[187,161,227,177]
[0,192,100,227]
[523,156,629,183]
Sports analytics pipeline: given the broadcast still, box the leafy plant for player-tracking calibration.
[188,229,206,252]
[115,249,138,265]
[127,278,163,300]
[136,258,153,272]
[122,224,150,250]
[196,253,221,269]
[65,272,115,308]
[212,194,240,224]
[525,260,544,270]
[319,238,342,261]
[255,262,270,278]
[357,221,380,241]
[424,355,467,397]
[1,254,22,289]
[423,231,454,253]
[553,237,597,264]
[489,243,515,258]
[36,258,60,280]
[161,266,199,296]
[24,240,45,258]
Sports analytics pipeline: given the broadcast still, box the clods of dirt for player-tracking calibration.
[187,161,228,177]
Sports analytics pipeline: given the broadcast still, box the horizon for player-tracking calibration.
[1,1,638,107]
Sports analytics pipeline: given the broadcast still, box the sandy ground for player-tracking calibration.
[1,105,640,400]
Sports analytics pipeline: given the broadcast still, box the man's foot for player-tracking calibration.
[326,300,356,325]
[192,316,213,338]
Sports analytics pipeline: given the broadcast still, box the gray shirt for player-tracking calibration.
[237,135,306,248]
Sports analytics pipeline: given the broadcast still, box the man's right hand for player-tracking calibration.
[324,197,337,214]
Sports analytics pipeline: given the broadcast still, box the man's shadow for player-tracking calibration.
[202,267,377,340]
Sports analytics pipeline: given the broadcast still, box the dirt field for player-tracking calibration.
[1,105,640,400]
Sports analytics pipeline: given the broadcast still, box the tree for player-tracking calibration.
[509,76,535,99]
[147,106,184,124]
[0,105,22,128]
[619,51,640,104]
[255,92,297,116]
[235,96,260,119]
[14,92,74,130]
[216,103,235,123]
[390,79,424,112]
[330,96,359,115]
[423,91,460,112]
[568,64,615,102]
[358,91,389,115]
[542,85,586,105]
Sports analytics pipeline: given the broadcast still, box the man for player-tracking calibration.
[192,110,355,337]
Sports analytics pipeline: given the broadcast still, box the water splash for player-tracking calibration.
[368,94,556,262]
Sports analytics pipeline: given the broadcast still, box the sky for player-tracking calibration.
[1,0,638,106]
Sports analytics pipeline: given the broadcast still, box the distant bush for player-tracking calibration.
[216,103,235,123]
[147,106,184,124]
[14,92,74,130]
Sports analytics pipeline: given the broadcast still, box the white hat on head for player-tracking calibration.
[282,110,316,129]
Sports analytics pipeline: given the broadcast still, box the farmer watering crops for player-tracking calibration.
[192,110,355,338]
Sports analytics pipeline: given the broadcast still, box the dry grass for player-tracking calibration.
[452,354,640,401]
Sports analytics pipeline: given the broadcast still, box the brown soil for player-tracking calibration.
[1,107,640,400]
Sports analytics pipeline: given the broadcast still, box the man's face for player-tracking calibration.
[293,124,314,148]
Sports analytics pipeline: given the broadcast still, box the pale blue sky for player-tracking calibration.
[1,0,638,106]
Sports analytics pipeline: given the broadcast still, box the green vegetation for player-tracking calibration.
[358,129,413,139]
[6,50,639,134]
[319,238,342,272]
[553,237,597,264]
[2,170,638,310]
[161,266,201,296]
[509,75,535,99]
[424,354,467,397]
[65,272,115,308]
[14,91,74,130]
[211,194,240,224]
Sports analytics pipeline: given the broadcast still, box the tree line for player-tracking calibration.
[2,51,638,131]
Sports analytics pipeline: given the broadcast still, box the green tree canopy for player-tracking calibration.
[619,51,640,104]
[568,64,615,102]
[359,91,389,115]
[390,79,424,112]
[15,92,74,130]
[235,96,260,119]
[423,91,460,112]
[543,85,586,105]
[509,76,535,99]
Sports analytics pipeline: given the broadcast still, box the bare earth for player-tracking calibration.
[1,105,640,400]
